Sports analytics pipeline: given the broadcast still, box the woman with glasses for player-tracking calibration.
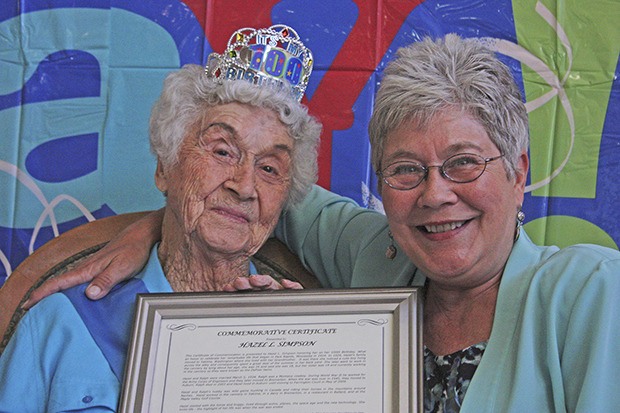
[25,34,620,412]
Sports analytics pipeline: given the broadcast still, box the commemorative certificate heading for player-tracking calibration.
[119,288,422,412]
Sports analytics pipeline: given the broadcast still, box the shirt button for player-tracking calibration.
[82,395,94,404]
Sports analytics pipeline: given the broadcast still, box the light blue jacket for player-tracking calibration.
[0,247,173,412]
[0,245,260,413]
[276,185,620,412]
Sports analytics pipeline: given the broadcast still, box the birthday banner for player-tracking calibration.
[1,0,619,285]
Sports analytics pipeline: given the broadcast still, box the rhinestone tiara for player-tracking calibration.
[205,24,313,102]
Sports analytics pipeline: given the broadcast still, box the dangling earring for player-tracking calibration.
[386,231,397,260]
[515,208,525,241]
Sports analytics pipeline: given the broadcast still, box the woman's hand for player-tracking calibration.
[222,275,303,291]
[23,209,164,308]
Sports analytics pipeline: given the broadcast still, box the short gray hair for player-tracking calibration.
[149,64,321,207]
[369,34,529,178]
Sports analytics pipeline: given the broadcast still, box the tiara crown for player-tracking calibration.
[205,25,313,102]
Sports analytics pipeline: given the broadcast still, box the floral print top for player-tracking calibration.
[423,341,487,413]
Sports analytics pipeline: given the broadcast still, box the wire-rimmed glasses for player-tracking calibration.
[379,153,505,190]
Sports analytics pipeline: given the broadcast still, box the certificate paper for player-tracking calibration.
[119,288,422,412]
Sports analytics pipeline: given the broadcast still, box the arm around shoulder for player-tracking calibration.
[24,209,164,307]
[275,185,395,288]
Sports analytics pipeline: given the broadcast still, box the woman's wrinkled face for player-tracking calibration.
[156,102,293,257]
[379,108,528,289]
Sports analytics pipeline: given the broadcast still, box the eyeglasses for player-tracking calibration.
[379,153,505,190]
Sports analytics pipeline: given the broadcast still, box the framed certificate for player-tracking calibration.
[119,288,422,412]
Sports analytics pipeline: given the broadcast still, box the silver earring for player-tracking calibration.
[515,208,525,241]
[386,231,397,260]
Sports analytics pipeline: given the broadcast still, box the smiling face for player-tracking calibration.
[379,107,528,290]
[156,102,293,259]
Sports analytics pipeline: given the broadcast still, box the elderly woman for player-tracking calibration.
[24,35,620,411]
[0,25,321,411]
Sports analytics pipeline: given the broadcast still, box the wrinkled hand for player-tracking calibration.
[23,210,163,308]
[23,242,150,309]
[222,275,303,291]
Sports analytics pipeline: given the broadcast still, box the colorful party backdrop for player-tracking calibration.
[1,0,619,286]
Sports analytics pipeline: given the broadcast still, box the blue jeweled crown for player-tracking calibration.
[205,24,313,102]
